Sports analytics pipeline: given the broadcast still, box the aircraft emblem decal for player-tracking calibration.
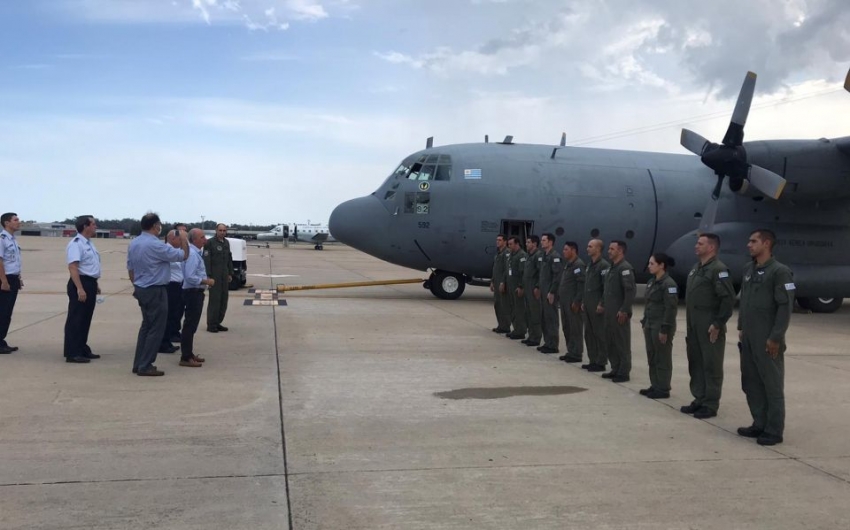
[464,169,482,179]
[419,182,430,191]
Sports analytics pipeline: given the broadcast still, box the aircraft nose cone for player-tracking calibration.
[329,195,388,252]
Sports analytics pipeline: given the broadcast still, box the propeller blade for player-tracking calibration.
[844,67,850,92]
[722,71,757,147]
[731,71,757,127]
[681,129,711,156]
[700,196,721,233]
[560,132,566,147]
[426,136,433,149]
[748,165,787,199]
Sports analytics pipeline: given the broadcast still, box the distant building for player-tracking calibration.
[18,223,125,238]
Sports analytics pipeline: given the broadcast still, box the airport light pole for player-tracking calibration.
[201,215,205,230]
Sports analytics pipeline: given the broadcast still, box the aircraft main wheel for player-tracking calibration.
[801,297,843,313]
[429,271,465,300]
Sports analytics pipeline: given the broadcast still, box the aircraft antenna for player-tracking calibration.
[426,137,433,149]
[485,135,489,143]
[560,132,566,147]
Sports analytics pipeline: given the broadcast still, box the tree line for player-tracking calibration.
[54,218,276,237]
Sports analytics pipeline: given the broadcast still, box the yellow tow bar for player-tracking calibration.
[276,278,426,292]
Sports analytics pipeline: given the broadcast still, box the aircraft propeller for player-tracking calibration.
[680,71,787,230]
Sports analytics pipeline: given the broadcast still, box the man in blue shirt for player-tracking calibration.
[63,215,102,364]
[180,228,215,367]
[0,212,23,354]
[127,213,189,376]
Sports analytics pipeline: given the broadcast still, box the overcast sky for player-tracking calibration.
[2,0,849,224]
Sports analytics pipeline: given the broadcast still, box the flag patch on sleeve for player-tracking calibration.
[718,271,729,279]
[668,287,678,294]
[785,283,796,291]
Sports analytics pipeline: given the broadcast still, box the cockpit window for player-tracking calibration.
[391,154,452,181]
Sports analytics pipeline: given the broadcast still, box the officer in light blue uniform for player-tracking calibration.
[64,215,102,363]
[0,212,23,354]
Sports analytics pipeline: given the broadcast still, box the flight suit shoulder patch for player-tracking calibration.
[718,271,729,279]
[668,286,678,294]
[621,269,630,276]
[520,257,526,262]
[784,282,796,291]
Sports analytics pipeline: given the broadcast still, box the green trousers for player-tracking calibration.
[541,296,560,350]
[583,307,607,366]
[493,283,511,331]
[740,335,785,436]
[509,287,527,336]
[206,274,229,328]
[685,314,725,412]
[560,303,584,360]
[604,311,631,376]
[644,327,673,392]
[524,290,542,342]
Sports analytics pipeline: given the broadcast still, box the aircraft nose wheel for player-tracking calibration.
[427,270,466,300]
[314,244,324,250]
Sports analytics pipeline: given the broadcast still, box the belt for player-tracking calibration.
[80,275,99,281]
[184,288,205,293]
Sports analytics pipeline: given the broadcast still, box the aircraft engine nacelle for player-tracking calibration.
[745,139,850,201]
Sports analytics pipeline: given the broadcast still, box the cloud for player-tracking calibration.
[376,0,850,100]
[53,0,333,30]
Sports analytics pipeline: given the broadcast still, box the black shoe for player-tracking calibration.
[508,334,525,340]
[611,375,630,383]
[492,327,509,333]
[581,364,592,369]
[586,364,606,372]
[0,346,13,354]
[207,327,218,333]
[137,368,165,377]
[737,425,764,438]
[558,355,569,361]
[563,357,582,363]
[217,325,228,332]
[83,352,101,359]
[756,433,783,446]
[132,367,138,374]
[169,335,182,343]
[5,345,19,352]
[524,341,540,347]
[65,356,90,363]
[680,403,700,414]
[158,344,179,354]
[601,372,616,379]
[646,389,670,399]
[639,387,654,396]
[693,407,717,419]
[538,346,558,354]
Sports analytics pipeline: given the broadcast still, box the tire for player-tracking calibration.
[802,297,843,313]
[429,271,465,300]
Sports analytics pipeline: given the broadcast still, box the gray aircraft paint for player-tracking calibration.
[331,137,850,301]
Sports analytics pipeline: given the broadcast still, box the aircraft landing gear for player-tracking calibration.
[797,297,843,313]
[314,244,324,250]
[426,270,466,300]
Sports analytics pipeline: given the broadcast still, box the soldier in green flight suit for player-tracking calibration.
[520,235,543,348]
[558,241,585,363]
[582,239,609,373]
[204,223,233,333]
[640,252,679,399]
[506,236,528,340]
[537,233,564,354]
[737,229,794,446]
[600,240,636,383]
[681,233,736,419]
[489,234,512,334]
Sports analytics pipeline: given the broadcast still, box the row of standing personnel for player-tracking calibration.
[490,230,794,446]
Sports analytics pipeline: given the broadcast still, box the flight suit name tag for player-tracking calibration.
[553,258,561,262]
[621,270,630,276]
[538,258,543,262]
[785,283,796,291]
[508,269,512,276]
[520,258,526,262]
[668,287,678,294]
[574,268,581,274]
[601,269,608,275]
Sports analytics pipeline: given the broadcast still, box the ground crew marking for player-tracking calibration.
[244,289,287,306]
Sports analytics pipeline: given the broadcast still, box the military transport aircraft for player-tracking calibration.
[258,223,336,249]
[329,70,850,312]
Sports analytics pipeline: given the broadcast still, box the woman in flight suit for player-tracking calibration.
[640,253,679,399]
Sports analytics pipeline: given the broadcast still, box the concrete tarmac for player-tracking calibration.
[1,237,849,529]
